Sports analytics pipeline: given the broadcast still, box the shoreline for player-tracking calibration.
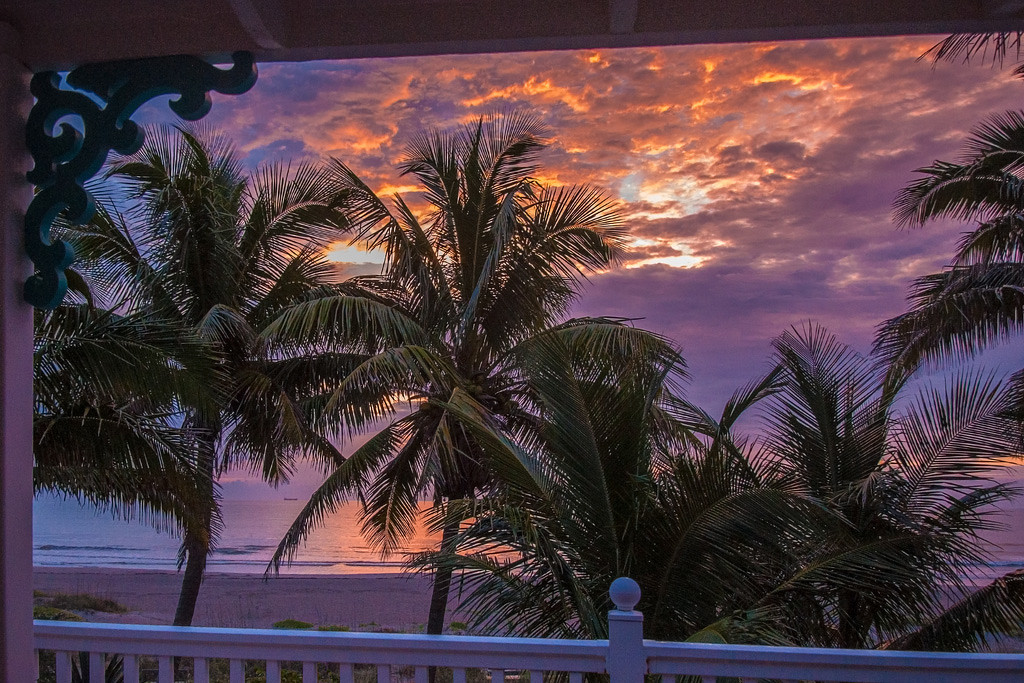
[34,567,451,631]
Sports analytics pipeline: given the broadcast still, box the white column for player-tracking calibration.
[0,20,36,683]
[606,577,645,683]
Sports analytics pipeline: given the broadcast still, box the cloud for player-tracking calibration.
[172,34,1024,417]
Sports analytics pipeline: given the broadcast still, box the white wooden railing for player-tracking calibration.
[33,578,1024,683]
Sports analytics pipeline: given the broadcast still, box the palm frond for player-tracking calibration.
[884,569,1024,651]
[267,418,416,573]
[923,33,1024,69]
[893,111,1024,228]
[874,263,1024,371]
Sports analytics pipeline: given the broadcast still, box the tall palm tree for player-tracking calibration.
[876,111,1024,375]
[61,125,354,625]
[265,111,627,635]
[415,324,825,643]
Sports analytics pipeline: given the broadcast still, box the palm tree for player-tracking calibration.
[754,325,1024,650]
[876,111,1024,376]
[265,111,627,635]
[414,324,824,642]
[34,303,212,538]
[425,324,1024,650]
[60,125,354,625]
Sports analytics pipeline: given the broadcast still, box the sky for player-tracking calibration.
[131,35,1024,498]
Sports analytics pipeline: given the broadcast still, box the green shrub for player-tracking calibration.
[317,625,351,631]
[272,619,314,630]
[33,605,84,621]
[47,592,128,613]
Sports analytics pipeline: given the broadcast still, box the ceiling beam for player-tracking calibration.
[3,0,1024,70]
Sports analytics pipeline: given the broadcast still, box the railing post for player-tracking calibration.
[0,21,35,683]
[607,577,645,683]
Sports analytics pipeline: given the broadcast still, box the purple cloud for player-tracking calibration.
[147,36,1024,423]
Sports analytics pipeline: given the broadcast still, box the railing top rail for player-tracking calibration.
[646,640,1024,682]
[34,621,609,671]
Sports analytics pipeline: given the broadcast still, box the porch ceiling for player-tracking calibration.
[3,0,1024,70]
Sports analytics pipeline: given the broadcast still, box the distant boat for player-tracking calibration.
[283,497,298,501]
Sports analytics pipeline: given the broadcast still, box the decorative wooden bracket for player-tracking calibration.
[23,51,257,308]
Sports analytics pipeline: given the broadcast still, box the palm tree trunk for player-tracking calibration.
[173,534,208,626]
[426,519,460,635]
[173,428,218,627]
[838,589,867,648]
[427,519,460,683]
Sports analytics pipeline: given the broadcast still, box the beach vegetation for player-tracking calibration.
[265,110,633,636]
[46,592,129,614]
[33,605,85,621]
[272,618,315,629]
[36,651,123,683]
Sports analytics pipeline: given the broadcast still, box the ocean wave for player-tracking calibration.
[36,544,148,552]
[206,558,336,567]
[35,558,179,567]
[214,544,275,555]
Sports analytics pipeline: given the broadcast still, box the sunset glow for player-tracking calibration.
[148,35,1024,416]
[325,243,386,265]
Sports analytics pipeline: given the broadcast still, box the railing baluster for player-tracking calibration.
[123,654,140,683]
[33,649,39,682]
[339,663,355,683]
[229,658,245,683]
[54,651,71,683]
[303,660,317,683]
[377,663,390,683]
[530,670,543,683]
[660,675,673,683]
[89,651,104,682]
[701,677,715,683]
[194,656,210,683]
[569,672,582,683]
[490,670,505,683]
[453,667,467,683]
[414,665,428,683]
[267,659,282,683]
[157,655,172,683]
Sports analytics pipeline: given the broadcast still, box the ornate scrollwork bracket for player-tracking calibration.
[23,51,258,308]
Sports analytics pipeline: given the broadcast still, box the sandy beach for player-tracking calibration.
[34,568,455,631]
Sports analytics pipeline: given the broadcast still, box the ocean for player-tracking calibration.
[33,495,1024,582]
[33,496,439,575]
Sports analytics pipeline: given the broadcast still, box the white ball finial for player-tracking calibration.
[609,577,641,611]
